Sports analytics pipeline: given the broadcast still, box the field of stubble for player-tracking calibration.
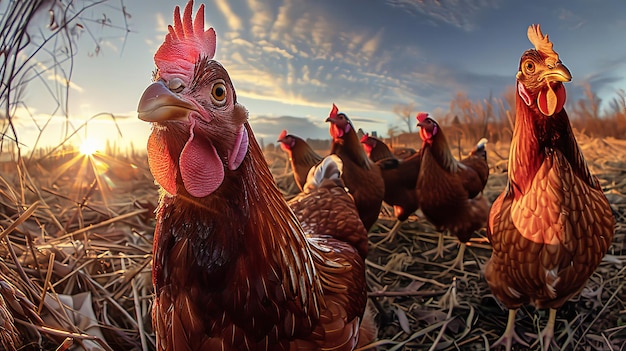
[0,133,623,350]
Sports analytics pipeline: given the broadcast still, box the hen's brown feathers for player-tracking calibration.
[360,135,421,222]
[416,117,490,242]
[486,141,614,309]
[326,108,385,231]
[485,24,615,350]
[152,126,367,350]
[143,5,368,348]
[277,131,324,192]
[288,159,369,259]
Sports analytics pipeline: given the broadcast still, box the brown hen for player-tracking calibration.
[326,105,385,232]
[138,2,368,350]
[288,155,369,259]
[416,112,490,266]
[360,134,421,244]
[485,24,615,351]
[277,130,324,192]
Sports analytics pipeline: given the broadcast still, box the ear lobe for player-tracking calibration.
[344,123,352,134]
[228,126,248,170]
[518,82,532,106]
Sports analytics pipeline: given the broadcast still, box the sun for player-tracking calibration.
[79,138,104,156]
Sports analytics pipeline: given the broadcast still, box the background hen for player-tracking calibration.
[277,129,324,192]
[326,104,385,232]
[287,155,369,260]
[361,134,417,163]
[415,112,490,267]
[485,24,615,351]
[138,2,368,349]
[360,134,421,244]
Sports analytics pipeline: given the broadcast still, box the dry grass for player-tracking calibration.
[0,132,624,351]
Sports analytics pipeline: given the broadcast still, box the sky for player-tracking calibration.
[9,0,626,153]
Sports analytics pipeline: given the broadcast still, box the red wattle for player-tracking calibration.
[555,83,566,113]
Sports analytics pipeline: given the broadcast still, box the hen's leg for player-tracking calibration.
[538,308,557,350]
[422,231,449,260]
[434,242,466,277]
[492,309,528,351]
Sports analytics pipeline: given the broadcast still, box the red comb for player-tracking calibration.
[329,103,339,119]
[278,129,287,140]
[416,112,430,123]
[359,133,369,143]
[154,0,216,80]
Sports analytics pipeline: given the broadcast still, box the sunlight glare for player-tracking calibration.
[79,138,104,155]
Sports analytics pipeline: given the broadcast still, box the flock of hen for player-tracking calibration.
[130,1,617,350]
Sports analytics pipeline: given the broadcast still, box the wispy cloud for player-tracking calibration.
[214,0,243,31]
[249,115,329,140]
[385,0,501,31]
[47,74,84,92]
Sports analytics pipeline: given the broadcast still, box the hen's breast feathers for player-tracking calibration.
[487,148,614,308]
[153,130,367,350]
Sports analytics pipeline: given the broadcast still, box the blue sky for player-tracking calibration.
[13,0,626,151]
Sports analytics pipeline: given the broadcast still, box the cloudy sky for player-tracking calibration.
[12,0,626,151]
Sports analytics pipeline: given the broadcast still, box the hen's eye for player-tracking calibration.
[524,60,535,73]
[211,81,227,106]
[168,78,184,93]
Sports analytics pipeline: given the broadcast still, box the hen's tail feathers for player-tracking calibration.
[471,138,488,160]
[303,155,344,193]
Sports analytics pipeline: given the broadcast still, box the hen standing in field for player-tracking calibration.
[361,134,421,244]
[485,25,615,351]
[277,130,324,192]
[415,112,490,267]
[138,2,368,350]
[326,104,385,232]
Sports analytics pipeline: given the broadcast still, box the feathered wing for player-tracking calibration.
[486,150,614,308]
[416,130,489,242]
[459,138,489,198]
[289,155,369,260]
[296,237,367,350]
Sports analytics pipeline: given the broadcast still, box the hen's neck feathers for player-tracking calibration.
[162,124,322,315]
[370,140,395,162]
[423,128,459,173]
[331,127,372,169]
[292,139,321,165]
[508,95,598,195]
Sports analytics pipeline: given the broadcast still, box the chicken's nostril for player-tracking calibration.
[137,81,197,122]
[138,81,172,113]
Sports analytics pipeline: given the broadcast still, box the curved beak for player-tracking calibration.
[540,62,572,84]
[325,116,336,123]
[137,80,197,122]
